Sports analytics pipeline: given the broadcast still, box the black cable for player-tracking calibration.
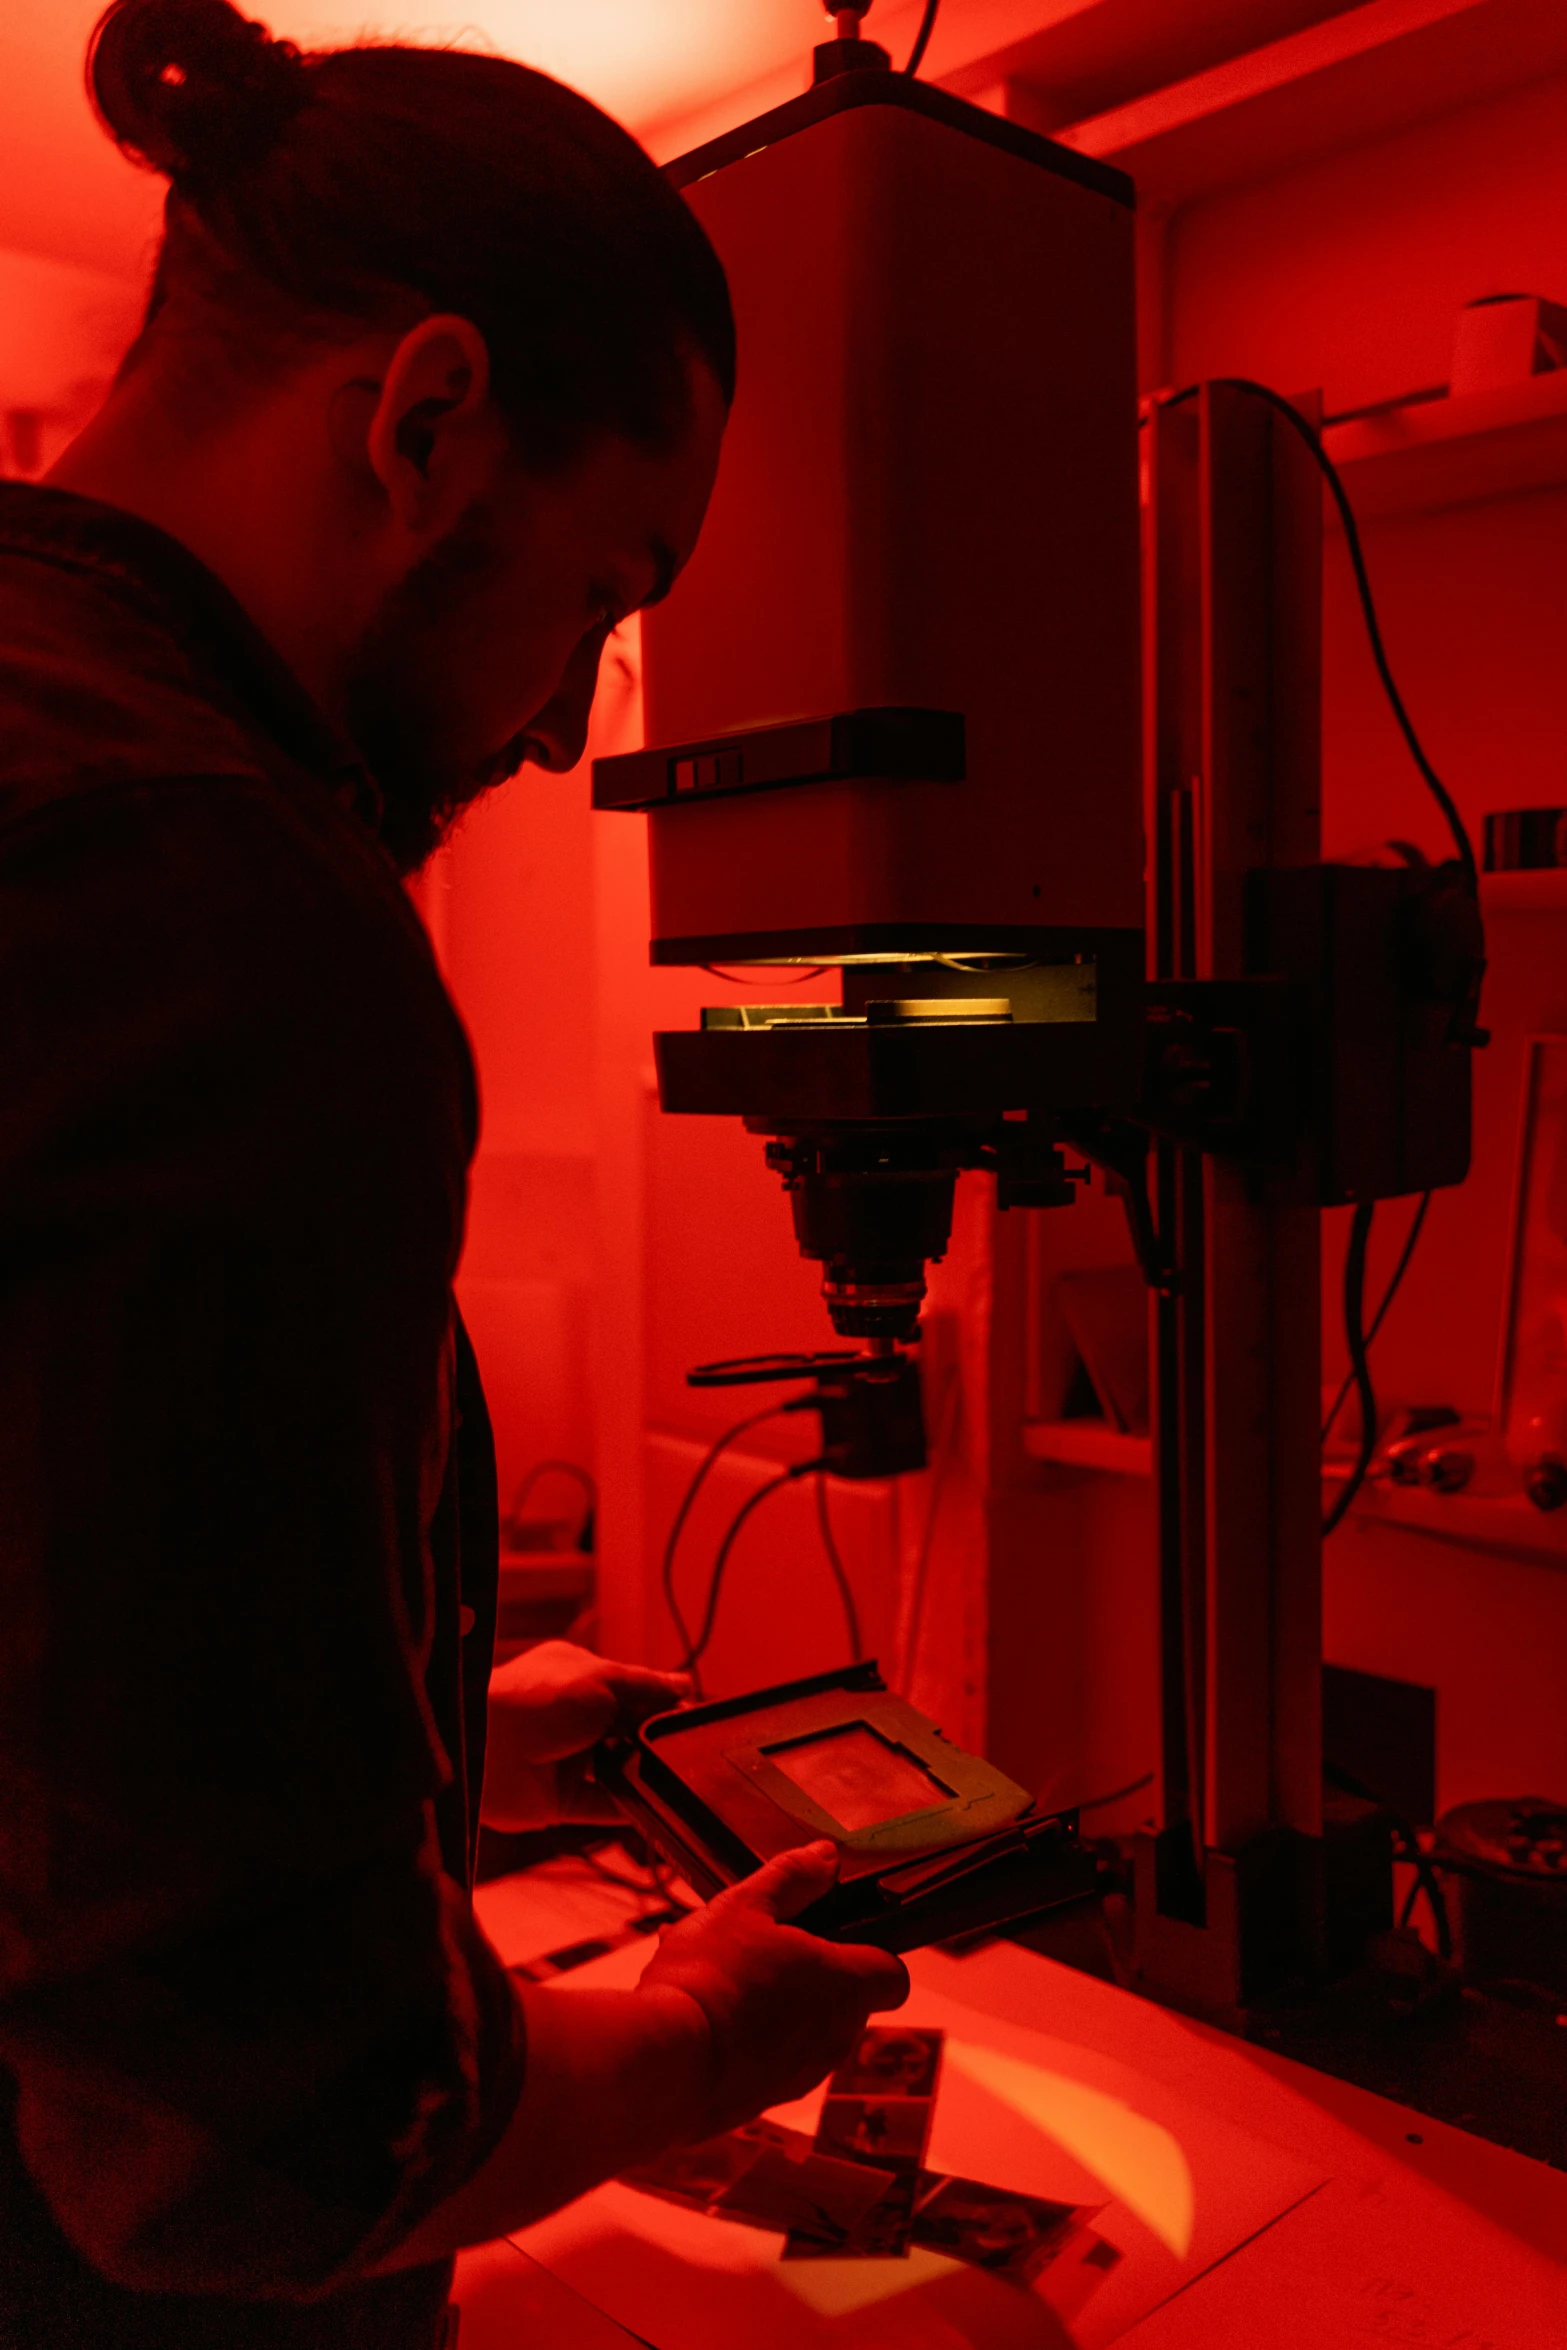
[1325,1761,1452,1958]
[1155,379,1479,894]
[505,1457,597,1547]
[1399,1835,1450,1957]
[1321,1190,1431,1446]
[904,0,940,76]
[1075,1771,1155,1815]
[1323,1202,1377,1537]
[684,1461,825,1685]
[1398,1844,1453,1959]
[575,1842,693,1918]
[1360,1187,1429,1349]
[661,1405,794,1679]
[900,1374,960,1687]
[1395,1849,1452,1956]
[1145,380,1475,1509]
[815,1473,864,1664]
[575,1846,665,1898]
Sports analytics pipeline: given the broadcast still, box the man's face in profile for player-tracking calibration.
[347,359,727,871]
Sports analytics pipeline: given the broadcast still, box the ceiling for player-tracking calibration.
[0,0,928,281]
[0,1,1418,285]
[945,0,1354,118]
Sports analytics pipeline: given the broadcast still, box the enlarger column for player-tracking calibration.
[1136,382,1325,2009]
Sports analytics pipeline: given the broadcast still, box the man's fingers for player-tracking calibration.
[603,1664,694,1727]
[740,1852,911,2001]
[547,1752,630,1825]
[831,1942,912,2011]
[731,1839,839,1921]
[604,1662,692,1695]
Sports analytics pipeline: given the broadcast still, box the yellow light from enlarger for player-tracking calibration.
[944,2042,1195,2259]
[776,2244,962,2319]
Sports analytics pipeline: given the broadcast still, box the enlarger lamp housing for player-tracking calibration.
[597,70,1144,970]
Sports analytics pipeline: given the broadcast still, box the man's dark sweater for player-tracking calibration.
[0,481,524,2347]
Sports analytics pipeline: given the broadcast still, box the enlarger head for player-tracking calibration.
[592,31,1144,1345]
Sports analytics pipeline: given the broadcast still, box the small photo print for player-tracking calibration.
[911,2174,1083,2283]
[816,2095,934,2172]
[717,2145,896,2242]
[783,2172,919,2262]
[829,2026,944,2101]
[621,2122,799,2214]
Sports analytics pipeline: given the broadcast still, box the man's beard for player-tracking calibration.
[343,501,533,875]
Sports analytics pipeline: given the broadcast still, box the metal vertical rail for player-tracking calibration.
[1136,384,1324,2008]
[1143,395,1209,1918]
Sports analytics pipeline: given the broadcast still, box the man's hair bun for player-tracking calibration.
[88,0,309,188]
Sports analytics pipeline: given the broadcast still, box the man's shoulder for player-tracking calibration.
[0,533,274,826]
[0,531,408,937]
[0,492,467,1114]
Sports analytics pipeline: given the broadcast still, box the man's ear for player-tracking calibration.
[363,314,499,535]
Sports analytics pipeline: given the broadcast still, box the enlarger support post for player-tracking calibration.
[1134,384,1327,2008]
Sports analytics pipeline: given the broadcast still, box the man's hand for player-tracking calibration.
[375,1838,911,2267]
[482,1639,689,1830]
[639,1840,911,2137]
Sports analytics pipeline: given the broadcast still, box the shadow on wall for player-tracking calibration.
[457,1150,596,1519]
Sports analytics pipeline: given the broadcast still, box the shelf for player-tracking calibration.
[1333,1476,1567,1566]
[1481,866,1567,913]
[1321,367,1567,519]
[1054,0,1567,211]
[1024,1419,1153,1476]
[1029,1429,1567,1563]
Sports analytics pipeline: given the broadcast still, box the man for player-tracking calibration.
[0,5,908,2344]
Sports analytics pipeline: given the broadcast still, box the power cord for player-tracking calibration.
[661,1393,872,1694]
[573,1840,692,1919]
[505,1457,597,1549]
[1321,1189,1431,1449]
[1155,377,1479,892]
[1153,377,1483,1531]
[683,1460,827,1688]
[897,1373,961,1688]
[815,1473,864,1663]
[1325,1761,1452,1958]
[662,1404,803,1678]
[1322,1203,1376,1537]
[1217,375,1489,1517]
[1074,1771,1155,1816]
[904,0,940,77]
